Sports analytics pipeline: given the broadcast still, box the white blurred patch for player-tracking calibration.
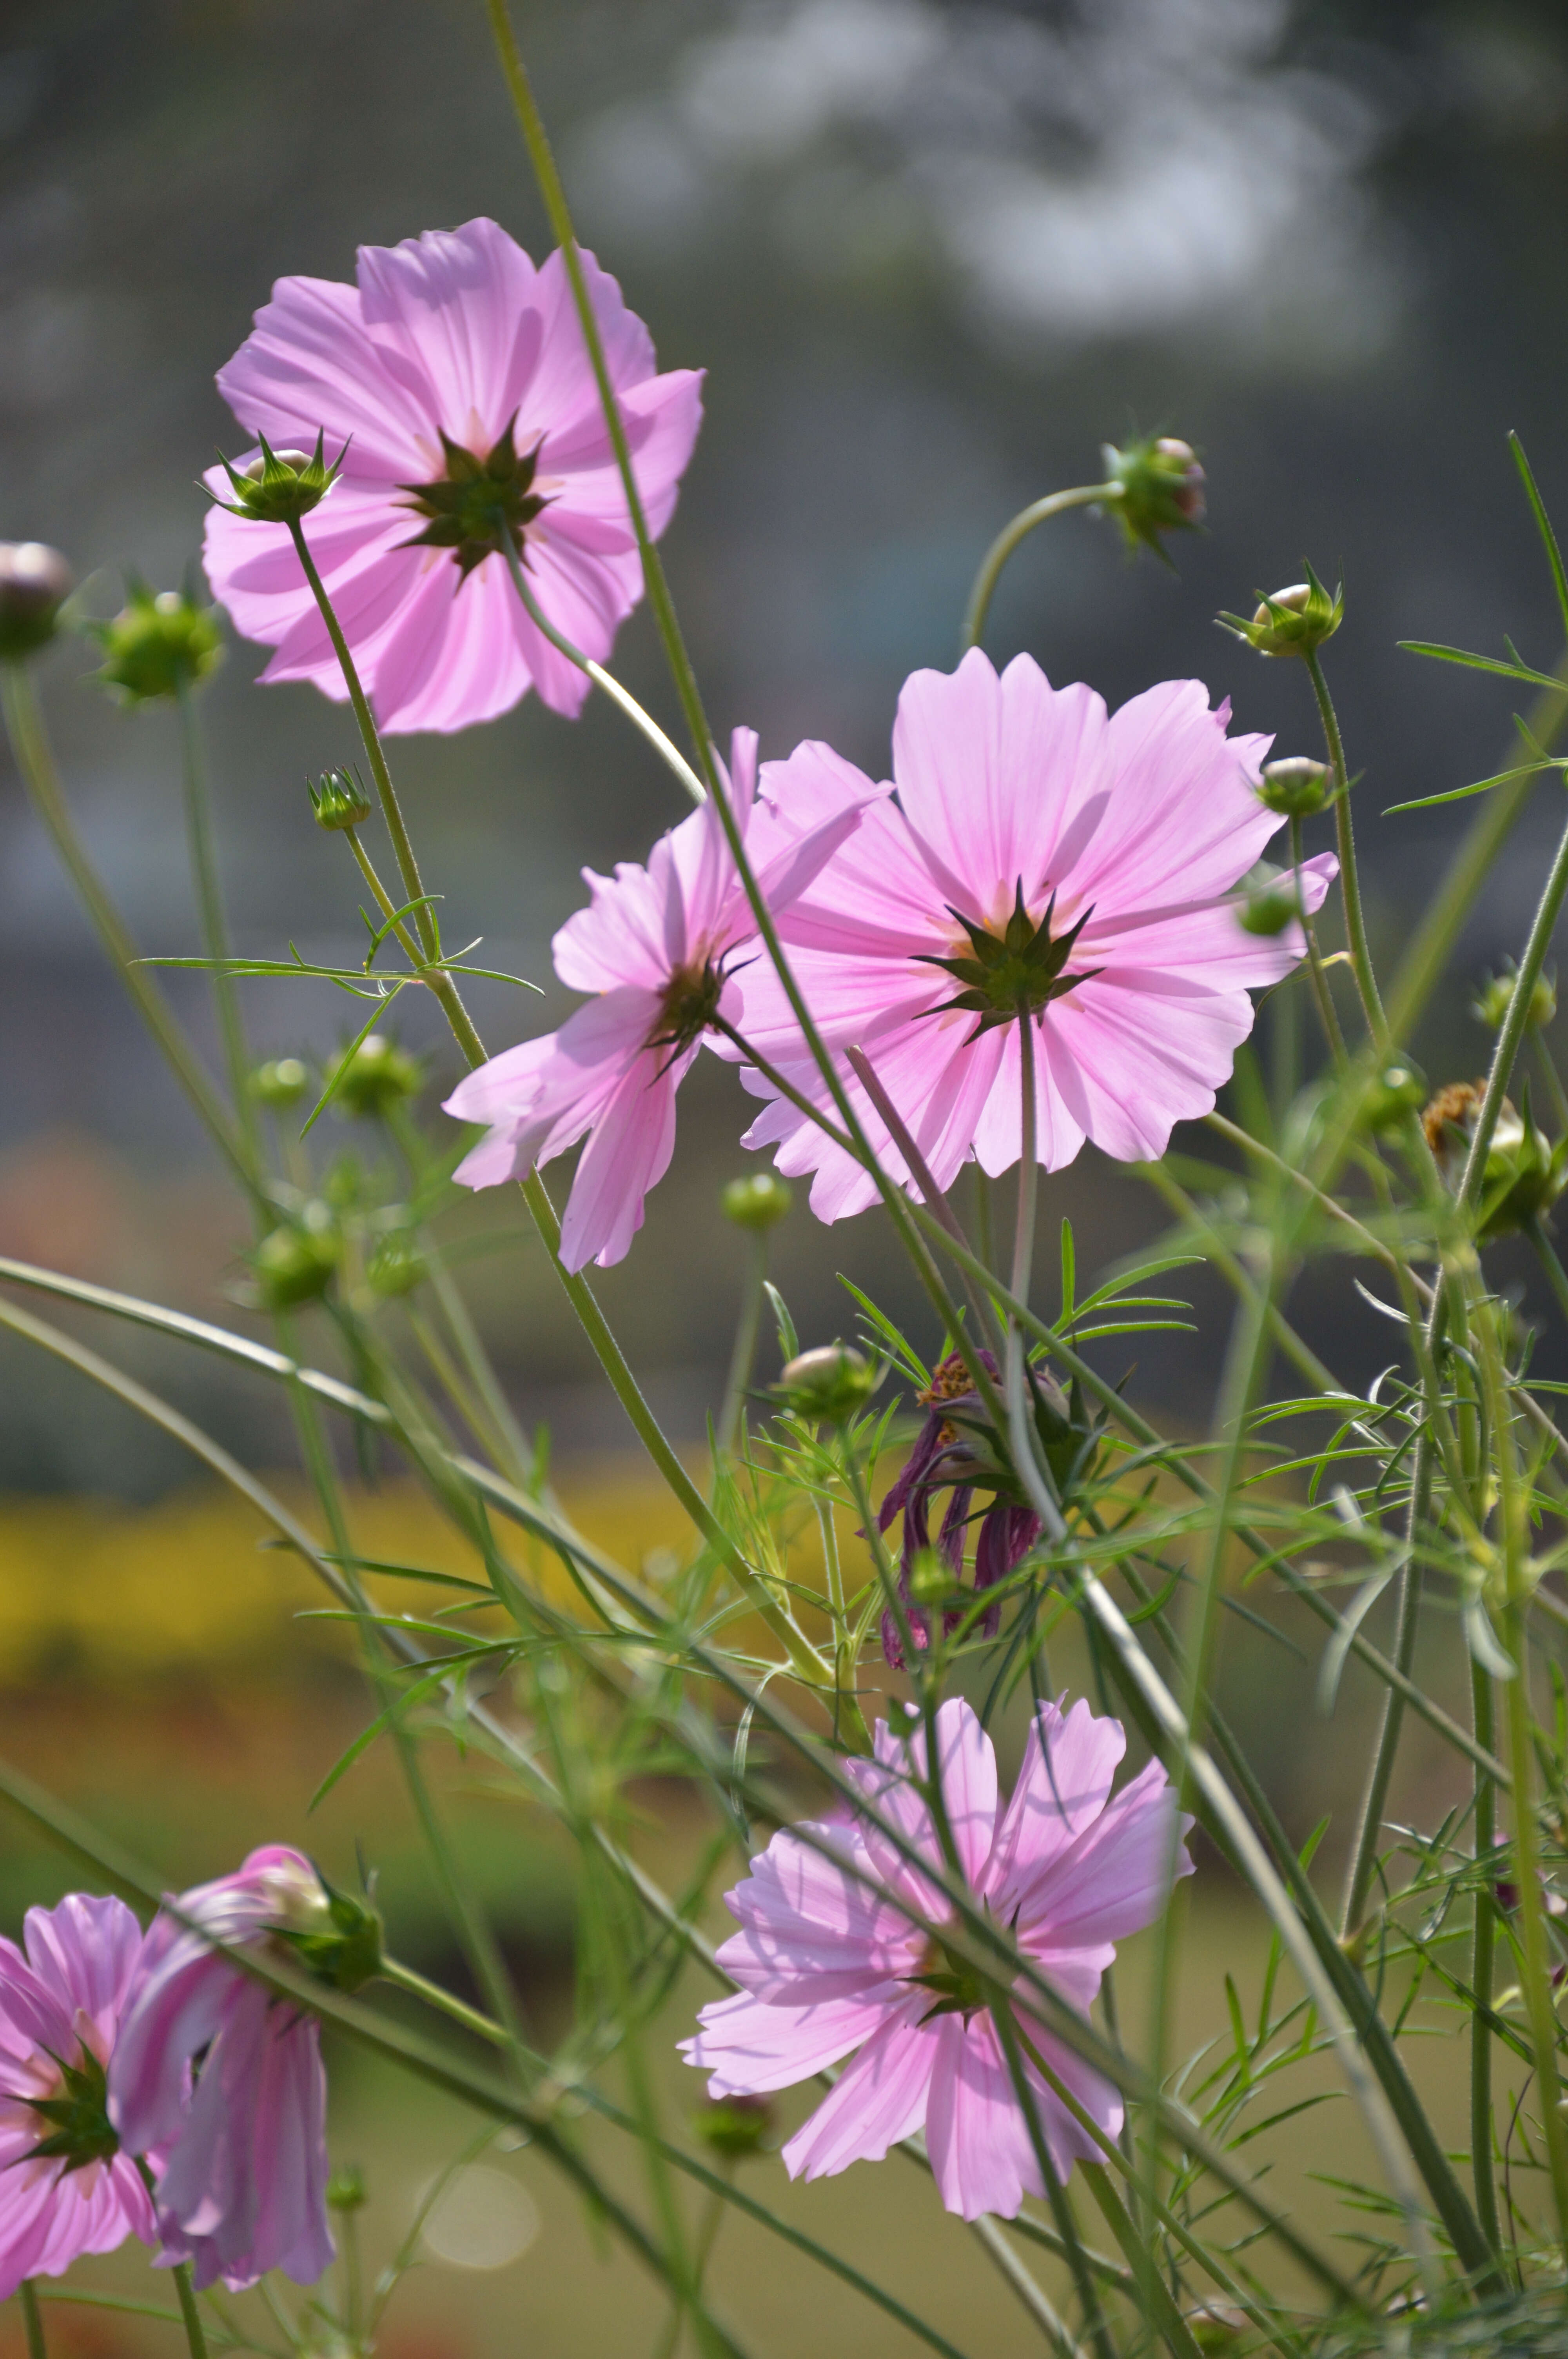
[417,2166,541,2270]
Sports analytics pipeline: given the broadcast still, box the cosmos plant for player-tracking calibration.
[4,8,1568,2359]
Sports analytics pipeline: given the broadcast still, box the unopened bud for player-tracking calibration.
[367,1231,424,1298]
[213,430,343,525]
[1474,963,1556,1034]
[333,1033,423,1120]
[0,542,73,661]
[91,581,223,704]
[691,2095,774,2161]
[721,1172,793,1231]
[1361,1061,1426,1136]
[777,1342,877,1423]
[1100,434,1205,556]
[250,1211,340,1309]
[249,1056,310,1108]
[1234,866,1298,938]
[326,2167,366,2213]
[1219,566,1343,659]
[1256,756,1329,818]
[310,767,373,831]
[907,1548,957,1610]
[277,1869,383,1994]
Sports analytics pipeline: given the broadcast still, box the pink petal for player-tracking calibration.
[355,218,544,453]
[1013,1757,1194,1949]
[681,1988,894,2094]
[984,1699,1126,1909]
[557,1044,686,1270]
[716,1818,921,2002]
[780,2000,940,2181]
[216,273,426,475]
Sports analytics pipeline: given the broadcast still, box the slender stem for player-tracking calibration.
[845,1043,1004,1354]
[717,1228,768,1458]
[1470,1657,1504,2263]
[1289,810,1346,1065]
[382,1953,511,2045]
[0,663,252,1190]
[135,2166,212,2359]
[176,680,258,1155]
[1305,647,1387,1047]
[962,485,1120,653]
[1527,1214,1568,1327]
[286,519,438,960]
[19,2283,46,2359]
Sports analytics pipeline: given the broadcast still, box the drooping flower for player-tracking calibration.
[682,1696,1191,2220]
[443,731,882,1272]
[109,1847,352,2290]
[728,649,1338,1220]
[0,1894,156,2299]
[202,217,703,733]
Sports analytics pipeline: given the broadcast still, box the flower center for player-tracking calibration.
[914,881,1100,1039]
[647,961,725,1063]
[906,1934,989,2024]
[397,411,555,582]
[10,2037,119,2176]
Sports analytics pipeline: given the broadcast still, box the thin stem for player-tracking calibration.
[1289,810,1346,1065]
[285,519,438,960]
[176,679,258,1156]
[1527,1214,1568,1328]
[717,1227,768,1458]
[19,2283,46,2359]
[171,2269,212,2359]
[1470,1657,1504,2263]
[382,1953,511,2046]
[962,485,1120,652]
[1305,646,1387,1047]
[845,1042,1004,1354]
[0,663,252,1190]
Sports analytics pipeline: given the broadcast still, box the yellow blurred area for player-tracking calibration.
[0,1461,711,1683]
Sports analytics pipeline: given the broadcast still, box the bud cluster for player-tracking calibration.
[1100,435,1205,556]
[91,580,223,705]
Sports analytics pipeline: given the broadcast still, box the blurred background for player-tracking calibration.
[3,2,1568,2349]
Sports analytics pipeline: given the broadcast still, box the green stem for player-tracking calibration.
[1305,645,1386,1047]
[135,2165,212,2359]
[1470,1657,1504,2263]
[1289,809,1346,1065]
[382,1953,511,2046]
[0,663,252,1190]
[717,1227,768,1458]
[19,2282,46,2359]
[176,681,258,1156]
[285,519,438,960]
[1528,1214,1568,1328]
[962,485,1121,652]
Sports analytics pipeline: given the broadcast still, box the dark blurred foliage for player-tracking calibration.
[5,0,1568,1483]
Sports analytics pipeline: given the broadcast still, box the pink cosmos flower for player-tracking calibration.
[728,649,1338,1219]
[682,1695,1191,2220]
[0,1894,156,2299]
[444,731,882,1271]
[202,216,702,733]
[109,1847,334,2291]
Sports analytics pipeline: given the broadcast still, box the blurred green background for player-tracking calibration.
[2,1,1568,2348]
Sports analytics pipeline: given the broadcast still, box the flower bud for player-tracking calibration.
[1100,434,1205,556]
[1219,566,1343,659]
[333,1032,423,1120]
[310,767,372,831]
[1234,865,1298,937]
[690,2095,774,2161]
[721,1172,793,1231]
[249,1056,310,1108]
[250,1210,340,1309]
[1361,1061,1426,1136]
[275,1868,383,1994]
[0,542,72,661]
[907,1547,957,1611]
[1255,756,1329,818]
[213,431,343,525]
[90,581,222,704]
[777,1342,877,1423]
[1473,962,1556,1034]
[367,1230,424,1298]
[1422,1079,1568,1241]
[326,2167,366,2214]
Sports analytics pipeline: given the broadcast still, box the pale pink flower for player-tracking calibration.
[0,1894,156,2299]
[109,1847,334,2291]
[682,1696,1191,2220]
[202,216,702,733]
[444,731,882,1271]
[729,649,1338,1219]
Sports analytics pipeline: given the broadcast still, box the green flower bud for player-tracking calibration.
[690,2096,774,2162]
[333,1032,424,1120]
[1218,564,1343,659]
[1234,865,1298,938]
[0,542,73,661]
[1473,962,1556,1034]
[277,1868,383,1994]
[1255,756,1329,818]
[326,2167,367,2214]
[1361,1061,1426,1136]
[90,580,223,704]
[250,1210,340,1309]
[776,1343,877,1423]
[1100,434,1205,556]
[249,1056,310,1108]
[907,1547,957,1611]
[213,430,343,525]
[310,766,373,831]
[367,1230,425,1298]
[721,1172,793,1230]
